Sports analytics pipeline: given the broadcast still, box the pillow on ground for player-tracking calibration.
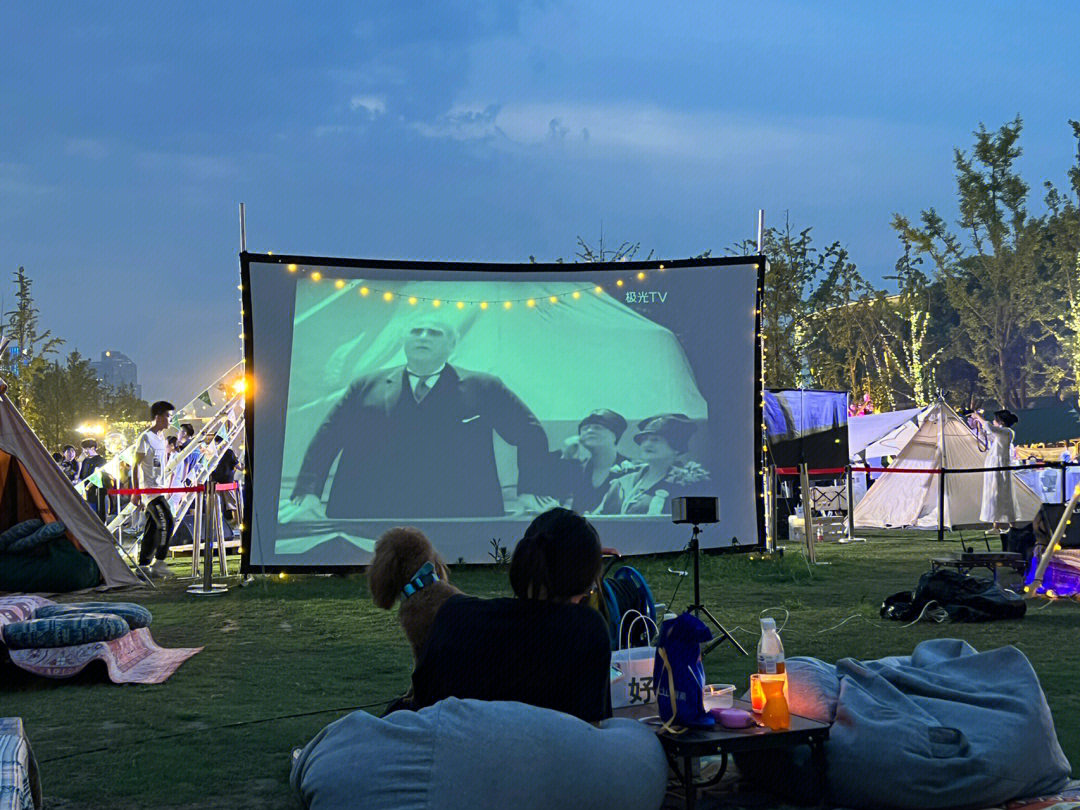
[0,538,101,593]
[6,522,67,554]
[291,698,668,810]
[1,613,129,650]
[0,519,44,552]
[34,602,152,630]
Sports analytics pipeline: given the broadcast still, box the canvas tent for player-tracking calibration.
[0,380,138,588]
[854,400,1043,529]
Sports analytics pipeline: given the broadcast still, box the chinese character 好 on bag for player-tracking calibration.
[610,611,658,709]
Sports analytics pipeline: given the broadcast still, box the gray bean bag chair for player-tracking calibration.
[291,698,668,810]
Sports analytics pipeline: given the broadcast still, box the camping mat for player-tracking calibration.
[659,764,1080,810]
[0,596,202,684]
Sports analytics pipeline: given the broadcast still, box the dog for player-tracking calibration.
[367,527,462,660]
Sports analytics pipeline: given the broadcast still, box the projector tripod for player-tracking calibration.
[685,525,748,657]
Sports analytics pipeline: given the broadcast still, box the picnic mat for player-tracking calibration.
[0,595,201,684]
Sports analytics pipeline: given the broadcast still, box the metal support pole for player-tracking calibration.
[846,465,855,540]
[188,481,228,596]
[239,202,247,252]
[190,490,203,578]
[800,462,816,564]
[756,209,765,253]
[937,468,946,543]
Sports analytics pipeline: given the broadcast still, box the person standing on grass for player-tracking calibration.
[133,400,177,579]
[971,408,1020,534]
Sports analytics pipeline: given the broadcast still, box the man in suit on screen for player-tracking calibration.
[288,316,552,519]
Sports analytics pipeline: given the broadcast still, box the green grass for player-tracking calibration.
[5,531,1080,809]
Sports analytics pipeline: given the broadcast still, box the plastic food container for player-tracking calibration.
[702,683,735,710]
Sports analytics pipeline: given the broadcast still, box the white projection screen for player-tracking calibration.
[240,254,764,571]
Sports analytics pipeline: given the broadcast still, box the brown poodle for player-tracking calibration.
[367,527,462,660]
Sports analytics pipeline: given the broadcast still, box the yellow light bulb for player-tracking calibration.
[504,301,513,309]
[658,263,665,270]
[572,291,581,299]
[549,296,558,304]
[287,264,297,272]
[335,279,345,289]
[408,296,418,305]
[480,301,488,310]
[311,271,322,281]
[616,279,624,287]
[432,299,441,308]
[456,301,465,309]
[594,286,602,294]
[360,287,370,296]
[526,299,536,308]
[383,291,393,302]
[237,284,242,290]
[279,572,287,580]
[637,271,646,281]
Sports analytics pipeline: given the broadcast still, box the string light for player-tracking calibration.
[360,287,370,296]
[334,279,345,289]
[456,301,465,309]
[504,301,513,310]
[383,292,393,302]
[287,264,297,272]
[526,299,536,308]
[658,264,665,271]
[408,296,418,305]
[432,299,442,308]
[637,271,646,281]
[594,286,603,294]
[310,271,322,282]
[480,301,489,310]
[549,296,558,304]
[572,291,581,299]
[616,279,624,287]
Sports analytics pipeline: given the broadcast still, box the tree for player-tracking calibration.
[1,266,63,413]
[1044,120,1080,408]
[894,117,1061,410]
[30,351,105,450]
[733,217,821,389]
[879,233,944,406]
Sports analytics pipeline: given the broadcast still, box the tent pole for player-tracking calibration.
[1029,485,1080,596]
[937,400,947,543]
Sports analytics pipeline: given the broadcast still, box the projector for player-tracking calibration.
[671,496,719,525]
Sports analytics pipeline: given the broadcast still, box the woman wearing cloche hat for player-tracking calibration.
[594,413,709,516]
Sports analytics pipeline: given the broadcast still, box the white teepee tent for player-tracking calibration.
[854,400,1042,529]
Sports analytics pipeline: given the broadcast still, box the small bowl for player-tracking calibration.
[702,683,735,710]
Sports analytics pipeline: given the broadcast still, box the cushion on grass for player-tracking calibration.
[1,613,128,650]
[0,519,44,552]
[34,602,152,630]
[5,522,67,554]
[0,538,101,593]
[291,697,668,810]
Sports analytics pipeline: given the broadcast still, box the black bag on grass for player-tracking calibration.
[881,569,1025,623]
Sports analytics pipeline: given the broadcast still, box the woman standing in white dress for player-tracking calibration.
[972,409,1019,531]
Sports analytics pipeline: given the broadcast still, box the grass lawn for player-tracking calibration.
[4,530,1079,809]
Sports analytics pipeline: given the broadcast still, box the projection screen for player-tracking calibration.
[241,254,764,571]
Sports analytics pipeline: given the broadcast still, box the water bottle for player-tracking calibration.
[756,617,785,675]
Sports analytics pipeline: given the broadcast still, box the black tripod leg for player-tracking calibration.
[698,605,748,656]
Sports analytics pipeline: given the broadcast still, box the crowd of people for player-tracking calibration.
[51,399,243,579]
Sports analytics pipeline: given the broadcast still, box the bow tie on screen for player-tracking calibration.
[408,371,438,403]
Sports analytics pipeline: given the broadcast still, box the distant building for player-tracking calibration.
[90,350,141,398]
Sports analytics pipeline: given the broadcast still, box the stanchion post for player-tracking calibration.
[202,480,214,591]
[845,465,855,540]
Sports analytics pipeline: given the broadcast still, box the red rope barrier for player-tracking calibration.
[107,482,239,496]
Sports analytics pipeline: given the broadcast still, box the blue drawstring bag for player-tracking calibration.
[654,612,714,728]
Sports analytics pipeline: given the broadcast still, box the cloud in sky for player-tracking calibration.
[65,138,109,160]
[349,94,387,117]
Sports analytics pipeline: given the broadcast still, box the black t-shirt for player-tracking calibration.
[211,448,238,484]
[410,595,612,722]
[78,454,107,482]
